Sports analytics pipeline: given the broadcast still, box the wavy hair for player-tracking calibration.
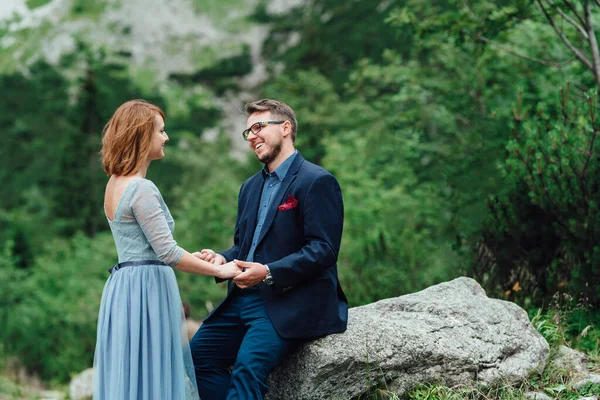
[101,99,165,176]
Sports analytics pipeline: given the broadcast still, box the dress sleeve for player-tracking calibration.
[129,179,184,267]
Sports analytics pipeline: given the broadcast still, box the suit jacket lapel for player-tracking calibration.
[255,154,304,247]
[244,174,264,248]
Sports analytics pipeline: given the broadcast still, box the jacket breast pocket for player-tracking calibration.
[273,206,301,231]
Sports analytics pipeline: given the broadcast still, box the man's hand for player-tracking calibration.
[192,249,226,265]
[232,260,268,289]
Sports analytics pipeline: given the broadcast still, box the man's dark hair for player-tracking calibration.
[245,99,298,142]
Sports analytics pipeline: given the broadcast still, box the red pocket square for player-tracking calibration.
[278,194,298,211]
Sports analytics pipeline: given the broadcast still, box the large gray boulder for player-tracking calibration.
[267,277,549,399]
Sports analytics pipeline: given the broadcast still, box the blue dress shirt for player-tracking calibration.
[246,150,298,263]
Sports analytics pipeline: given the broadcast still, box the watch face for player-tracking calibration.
[264,265,273,285]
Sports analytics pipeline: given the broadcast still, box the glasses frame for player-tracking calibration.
[242,120,285,141]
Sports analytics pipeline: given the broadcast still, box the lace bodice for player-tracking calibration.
[106,178,184,267]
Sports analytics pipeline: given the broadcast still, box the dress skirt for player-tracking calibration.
[93,264,200,400]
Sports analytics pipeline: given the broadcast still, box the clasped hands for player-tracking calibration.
[192,249,268,289]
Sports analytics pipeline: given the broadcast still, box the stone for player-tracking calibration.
[525,391,552,400]
[38,391,63,400]
[267,277,549,400]
[550,345,590,378]
[69,368,94,400]
[573,374,600,390]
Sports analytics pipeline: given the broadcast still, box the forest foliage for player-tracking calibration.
[1,0,599,382]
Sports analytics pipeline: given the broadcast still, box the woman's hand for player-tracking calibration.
[192,249,217,263]
[217,261,243,280]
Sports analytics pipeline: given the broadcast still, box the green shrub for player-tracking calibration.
[1,233,114,383]
[477,85,600,306]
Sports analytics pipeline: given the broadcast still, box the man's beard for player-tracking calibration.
[259,142,281,165]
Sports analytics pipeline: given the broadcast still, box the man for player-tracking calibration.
[190,99,348,400]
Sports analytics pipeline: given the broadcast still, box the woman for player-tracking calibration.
[94,99,239,399]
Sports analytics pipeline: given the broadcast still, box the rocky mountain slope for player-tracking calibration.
[0,0,303,154]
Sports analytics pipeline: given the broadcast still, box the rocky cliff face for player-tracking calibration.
[0,0,303,155]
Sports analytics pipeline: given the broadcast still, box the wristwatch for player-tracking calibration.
[263,265,274,286]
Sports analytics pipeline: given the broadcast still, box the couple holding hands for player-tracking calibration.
[94,98,348,399]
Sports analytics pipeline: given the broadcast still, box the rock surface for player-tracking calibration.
[0,0,304,159]
[69,367,94,400]
[551,345,590,378]
[525,392,552,400]
[267,277,549,400]
[573,373,600,390]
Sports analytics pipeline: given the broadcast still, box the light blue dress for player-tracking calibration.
[93,178,200,400]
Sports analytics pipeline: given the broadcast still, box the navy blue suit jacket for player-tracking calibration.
[211,152,348,339]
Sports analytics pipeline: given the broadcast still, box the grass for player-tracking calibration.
[0,374,69,400]
[0,375,41,400]
[404,351,600,400]
[405,378,600,400]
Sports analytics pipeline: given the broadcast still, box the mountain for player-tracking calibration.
[0,0,303,155]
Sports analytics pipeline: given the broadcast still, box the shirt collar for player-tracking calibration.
[261,150,298,181]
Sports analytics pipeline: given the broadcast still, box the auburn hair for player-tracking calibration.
[101,99,165,176]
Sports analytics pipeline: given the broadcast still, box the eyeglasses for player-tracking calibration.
[242,120,285,141]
